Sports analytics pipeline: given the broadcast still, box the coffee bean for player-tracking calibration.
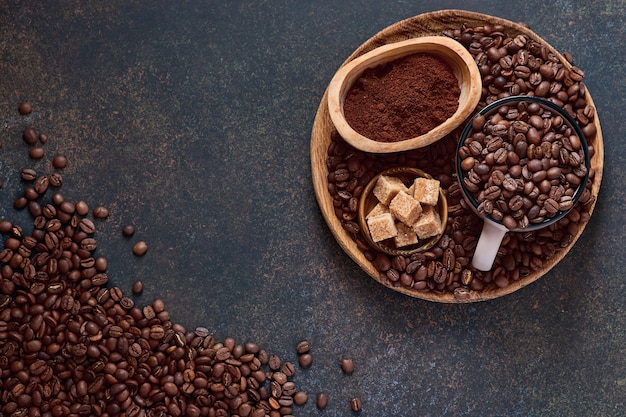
[296,340,310,354]
[298,353,313,368]
[18,102,32,115]
[52,155,68,169]
[29,147,45,159]
[293,391,308,406]
[93,205,109,219]
[316,392,329,410]
[341,358,355,374]
[350,397,363,412]
[132,241,148,256]
[122,224,135,236]
[132,280,144,295]
[20,168,37,181]
[22,127,38,145]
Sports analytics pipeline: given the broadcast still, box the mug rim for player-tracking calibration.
[456,95,591,232]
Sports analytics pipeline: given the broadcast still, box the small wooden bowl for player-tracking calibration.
[327,36,482,153]
[358,167,448,257]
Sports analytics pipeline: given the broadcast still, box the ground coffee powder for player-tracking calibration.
[343,53,460,142]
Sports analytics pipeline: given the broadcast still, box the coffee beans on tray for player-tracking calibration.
[326,22,598,297]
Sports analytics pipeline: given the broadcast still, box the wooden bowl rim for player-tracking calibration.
[327,35,482,153]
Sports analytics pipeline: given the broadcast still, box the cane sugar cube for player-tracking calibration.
[366,202,390,219]
[366,213,398,242]
[394,222,419,247]
[412,178,440,206]
[389,190,423,225]
[412,205,442,239]
[373,175,408,205]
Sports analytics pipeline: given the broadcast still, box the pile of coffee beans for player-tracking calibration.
[1,105,321,417]
[458,98,589,230]
[326,22,597,298]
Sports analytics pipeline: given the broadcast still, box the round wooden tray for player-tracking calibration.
[310,9,604,303]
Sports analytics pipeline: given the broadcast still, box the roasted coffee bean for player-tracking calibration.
[132,280,144,294]
[298,353,313,368]
[93,205,109,219]
[316,392,329,410]
[22,127,38,145]
[20,168,37,181]
[340,358,355,375]
[296,340,310,354]
[294,391,308,406]
[18,102,33,115]
[29,146,45,159]
[52,155,68,169]
[350,397,363,412]
[133,241,148,256]
[122,224,135,236]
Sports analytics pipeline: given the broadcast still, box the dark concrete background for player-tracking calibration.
[1,1,624,416]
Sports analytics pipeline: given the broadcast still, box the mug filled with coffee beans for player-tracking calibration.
[457,96,590,271]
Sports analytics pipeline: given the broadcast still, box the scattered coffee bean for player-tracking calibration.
[298,353,313,368]
[75,200,89,216]
[293,391,308,406]
[93,205,109,219]
[22,127,38,144]
[350,397,363,412]
[296,340,311,354]
[316,392,329,410]
[18,102,32,115]
[52,154,68,169]
[122,224,135,236]
[133,240,148,256]
[341,358,355,375]
[29,146,45,159]
[132,280,144,294]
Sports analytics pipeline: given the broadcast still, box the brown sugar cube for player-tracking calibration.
[366,213,398,242]
[412,205,442,239]
[373,175,408,205]
[366,202,390,219]
[389,190,423,225]
[412,178,440,206]
[394,222,419,247]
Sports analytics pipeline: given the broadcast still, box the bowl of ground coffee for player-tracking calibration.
[327,36,481,153]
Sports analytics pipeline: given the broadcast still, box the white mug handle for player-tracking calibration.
[471,218,508,271]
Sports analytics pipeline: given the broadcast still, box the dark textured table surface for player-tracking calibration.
[1,1,625,416]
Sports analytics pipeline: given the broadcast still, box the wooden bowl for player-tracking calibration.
[311,10,604,303]
[358,167,448,257]
[327,36,482,153]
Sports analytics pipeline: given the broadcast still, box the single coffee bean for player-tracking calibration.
[316,393,329,410]
[52,155,68,169]
[298,353,313,368]
[122,224,135,237]
[75,200,89,216]
[293,391,308,406]
[340,358,355,375]
[20,168,37,181]
[296,340,310,354]
[133,241,148,256]
[23,127,38,144]
[350,397,362,412]
[19,102,33,115]
[132,280,144,295]
[93,206,109,219]
[29,147,45,159]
